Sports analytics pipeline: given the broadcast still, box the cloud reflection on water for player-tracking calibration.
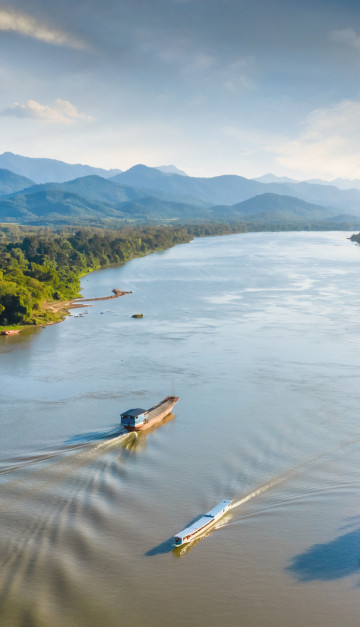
[288,525,360,583]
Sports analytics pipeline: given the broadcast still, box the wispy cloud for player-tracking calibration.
[0,8,87,49]
[274,100,360,178]
[223,99,360,179]
[1,99,94,125]
[329,28,360,51]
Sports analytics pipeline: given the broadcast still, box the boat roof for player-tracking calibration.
[175,515,213,540]
[175,500,232,540]
[206,500,232,518]
[121,408,146,417]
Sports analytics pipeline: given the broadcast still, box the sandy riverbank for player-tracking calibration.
[1,290,131,335]
[43,289,131,319]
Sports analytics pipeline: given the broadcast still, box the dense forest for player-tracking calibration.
[0,222,247,328]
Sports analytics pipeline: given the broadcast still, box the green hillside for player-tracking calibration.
[0,169,34,196]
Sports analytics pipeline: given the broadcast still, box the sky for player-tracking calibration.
[0,0,360,179]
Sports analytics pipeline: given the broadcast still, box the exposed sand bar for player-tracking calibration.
[43,289,131,317]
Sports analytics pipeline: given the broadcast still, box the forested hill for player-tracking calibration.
[0,169,34,195]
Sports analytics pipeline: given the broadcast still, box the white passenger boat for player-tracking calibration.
[173,499,232,547]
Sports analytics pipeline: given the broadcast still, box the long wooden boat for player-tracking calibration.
[173,500,232,548]
[121,396,179,431]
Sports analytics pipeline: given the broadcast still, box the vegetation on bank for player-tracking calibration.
[349,233,360,244]
[0,222,250,329]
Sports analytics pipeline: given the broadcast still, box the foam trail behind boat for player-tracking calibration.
[230,438,360,513]
[230,475,288,510]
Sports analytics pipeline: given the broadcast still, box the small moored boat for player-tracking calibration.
[121,396,179,431]
[174,499,232,548]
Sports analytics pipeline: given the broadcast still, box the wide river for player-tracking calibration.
[1,231,360,626]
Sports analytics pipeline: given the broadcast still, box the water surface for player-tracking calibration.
[1,232,360,626]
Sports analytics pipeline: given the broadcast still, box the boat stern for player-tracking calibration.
[121,408,147,430]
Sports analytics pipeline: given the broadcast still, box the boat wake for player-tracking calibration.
[229,437,360,515]
[0,430,134,476]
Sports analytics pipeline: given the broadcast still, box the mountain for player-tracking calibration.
[306,177,360,191]
[254,173,301,184]
[2,156,360,228]
[0,174,201,224]
[257,173,360,192]
[112,164,360,214]
[0,190,119,222]
[14,176,147,205]
[264,180,360,214]
[2,178,360,228]
[155,165,188,176]
[111,164,265,205]
[116,196,203,219]
[0,168,34,195]
[210,193,336,224]
[0,152,122,184]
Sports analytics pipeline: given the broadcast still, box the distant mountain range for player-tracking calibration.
[305,177,360,191]
[210,193,352,226]
[254,174,301,184]
[110,165,265,205]
[1,155,360,228]
[256,172,360,192]
[0,152,121,184]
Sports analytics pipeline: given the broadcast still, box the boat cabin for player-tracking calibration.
[121,408,148,428]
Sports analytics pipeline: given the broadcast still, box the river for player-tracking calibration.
[1,231,360,626]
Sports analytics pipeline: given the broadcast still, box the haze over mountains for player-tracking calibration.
[0,152,122,184]
[1,152,360,228]
[255,172,360,191]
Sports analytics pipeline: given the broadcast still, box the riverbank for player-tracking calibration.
[43,288,131,321]
[0,224,195,332]
[0,289,132,334]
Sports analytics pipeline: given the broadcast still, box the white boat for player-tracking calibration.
[173,499,232,547]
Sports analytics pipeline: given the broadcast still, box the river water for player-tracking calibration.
[1,231,360,626]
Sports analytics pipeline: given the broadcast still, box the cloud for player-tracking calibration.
[0,8,87,49]
[273,100,360,178]
[329,28,360,51]
[223,99,360,179]
[1,99,94,125]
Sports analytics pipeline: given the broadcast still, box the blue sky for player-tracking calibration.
[0,0,360,179]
